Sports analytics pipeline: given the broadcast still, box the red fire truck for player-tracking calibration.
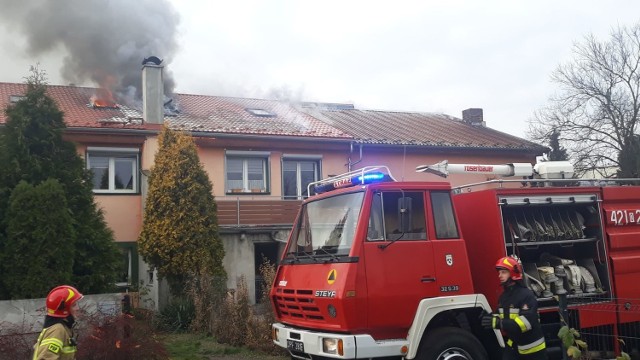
[270,161,640,360]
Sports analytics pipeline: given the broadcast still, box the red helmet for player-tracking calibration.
[495,256,523,281]
[46,285,83,318]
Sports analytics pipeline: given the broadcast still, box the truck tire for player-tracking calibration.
[416,327,488,360]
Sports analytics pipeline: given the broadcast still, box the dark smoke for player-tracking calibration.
[0,0,179,100]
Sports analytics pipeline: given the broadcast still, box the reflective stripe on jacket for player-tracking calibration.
[33,323,77,360]
[497,284,547,356]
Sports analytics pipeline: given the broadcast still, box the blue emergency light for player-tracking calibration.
[314,172,389,194]
[357,173,385,182]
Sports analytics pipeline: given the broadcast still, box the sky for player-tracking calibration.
[1,1,639,139]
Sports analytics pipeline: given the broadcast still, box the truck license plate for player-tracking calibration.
[287,339,304,352]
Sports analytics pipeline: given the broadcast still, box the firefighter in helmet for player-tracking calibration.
[482,256,548,360]
[33,285,83,360]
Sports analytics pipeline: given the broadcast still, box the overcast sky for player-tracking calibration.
[1,1,639,139]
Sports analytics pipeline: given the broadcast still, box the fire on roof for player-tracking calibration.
[90,88,118,109]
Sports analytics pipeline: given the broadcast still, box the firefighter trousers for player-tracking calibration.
[502,345,549,360]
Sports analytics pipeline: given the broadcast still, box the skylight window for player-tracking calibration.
[9,95,26,103]
[245,108,276,117]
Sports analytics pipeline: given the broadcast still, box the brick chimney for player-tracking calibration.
[142,59,164,124]
[462,108,485,127]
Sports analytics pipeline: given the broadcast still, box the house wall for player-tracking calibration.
[142,136,159,171]
[342,146,536,186]
[74,134,539,307]
[197,144,351,197]
[95,195,142,242]
[197,143,352,303]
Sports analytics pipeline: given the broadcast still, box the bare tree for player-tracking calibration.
[528,23,640,178]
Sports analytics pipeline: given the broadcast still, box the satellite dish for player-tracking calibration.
[142,56,163,66]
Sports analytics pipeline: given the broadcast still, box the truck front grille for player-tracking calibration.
[274,288,324,322]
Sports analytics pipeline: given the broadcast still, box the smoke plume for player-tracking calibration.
[0,0,179,100]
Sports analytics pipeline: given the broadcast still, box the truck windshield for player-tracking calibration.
[285,191,364,262]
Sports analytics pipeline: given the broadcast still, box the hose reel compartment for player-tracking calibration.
[499,194,611,305]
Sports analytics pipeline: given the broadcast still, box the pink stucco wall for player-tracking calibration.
[318,147,537,187]
[197,147,350,198]
[94,195,142,242]
[80,136,539,242]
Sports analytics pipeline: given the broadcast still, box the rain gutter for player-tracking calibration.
[63,127,355,144]
[351,140,547,154]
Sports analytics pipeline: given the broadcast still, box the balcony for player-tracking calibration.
[217,196,302,228]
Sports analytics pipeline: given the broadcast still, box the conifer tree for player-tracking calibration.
[3,180,74,298]
[139,125,225,292]
[547,129,569,161]
[0,66,120,298]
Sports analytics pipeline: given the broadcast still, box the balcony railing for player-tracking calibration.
[217,196,302,227]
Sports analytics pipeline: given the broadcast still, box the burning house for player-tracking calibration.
[0,57,545,308]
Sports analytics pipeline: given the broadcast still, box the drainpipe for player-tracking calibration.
[347,142,363,171]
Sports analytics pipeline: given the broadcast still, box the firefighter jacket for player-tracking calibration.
[494,283,547,357]
[33,321,77,360]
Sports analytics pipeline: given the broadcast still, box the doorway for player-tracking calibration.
[254,242,279,302]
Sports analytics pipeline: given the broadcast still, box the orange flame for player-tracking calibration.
[91,73,118,108]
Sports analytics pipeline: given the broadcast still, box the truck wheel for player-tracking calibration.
[417,327,488,360]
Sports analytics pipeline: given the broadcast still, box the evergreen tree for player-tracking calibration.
[547,129,569,161]
[617,135,640,178]
[139,125,225,292]
[3,180,74,299]
[0,66,120,298]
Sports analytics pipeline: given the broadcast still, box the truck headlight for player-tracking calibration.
[272,327,279,341]
[322,338,343,355]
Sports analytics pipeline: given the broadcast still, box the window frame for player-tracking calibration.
[86,147,140,194]
[115,242,138,289]
[282,155,322,200]
[225,151,270,194]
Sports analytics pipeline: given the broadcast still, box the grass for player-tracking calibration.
[161,333,288,360]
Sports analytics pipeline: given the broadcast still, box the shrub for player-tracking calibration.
[156,296,195,332]
[213,275,251,347]
[77,313,168,360]
[245,257,285,355]
[186,272,227,334]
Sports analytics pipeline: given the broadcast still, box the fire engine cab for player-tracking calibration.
[270,161,640,360]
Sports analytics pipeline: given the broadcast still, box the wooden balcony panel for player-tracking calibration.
[217,199,302,226]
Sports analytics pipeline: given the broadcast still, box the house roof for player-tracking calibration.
[0,83,147,130]
[0,83,352,139]
[0,82,544,152]
[302,107,546,152]
[170,94,351,138]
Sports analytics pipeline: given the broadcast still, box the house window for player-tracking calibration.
[245,108,276,117]
[117,248,132,286]
[282,158,320,199]
[226,151,269,193]
[9,95,26,103]
[87,147,139,193]
[115,242,138,289]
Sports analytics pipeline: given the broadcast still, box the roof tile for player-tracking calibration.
[302,108,545,151]
[0,82,544,152]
